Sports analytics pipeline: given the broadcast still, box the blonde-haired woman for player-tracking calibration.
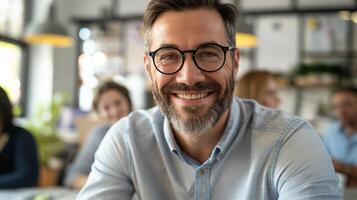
[235,70,281,108]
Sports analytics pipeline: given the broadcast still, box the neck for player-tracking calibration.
[173,110,229,164]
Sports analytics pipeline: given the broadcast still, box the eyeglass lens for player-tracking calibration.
[154,44,226,74]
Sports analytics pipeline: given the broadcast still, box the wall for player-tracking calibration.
[53,0,112,105]
[118,0,149,16]
[52,0,149,108]
[241,0,354,10]
[28,0,357,115]
[242,0,290,10]
[256,15,299,73]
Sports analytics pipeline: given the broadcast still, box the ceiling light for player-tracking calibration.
[338,11,351,21]
[24,3,72,47]
[236,15,258,48]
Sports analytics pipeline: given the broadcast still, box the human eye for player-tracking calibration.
[196,44,223,60]
[155,48,180,66]
[197,50,219,58]
[159,53,179,61]
[101,105,110,112]
[114,99,122,106]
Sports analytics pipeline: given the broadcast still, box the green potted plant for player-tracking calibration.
[24,93,67,186]
[292,63,345,87]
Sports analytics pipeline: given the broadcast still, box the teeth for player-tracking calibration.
[177,93,208,100]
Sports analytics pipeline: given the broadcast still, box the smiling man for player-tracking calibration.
[77,0,341,199]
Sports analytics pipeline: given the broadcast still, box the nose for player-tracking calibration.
[175,55,205,86]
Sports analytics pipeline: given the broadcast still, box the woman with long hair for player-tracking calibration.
[0,86,39,188]
[235,70,281,108]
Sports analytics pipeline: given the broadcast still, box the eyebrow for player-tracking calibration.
[158,43,178,49]
[156,41,227,50]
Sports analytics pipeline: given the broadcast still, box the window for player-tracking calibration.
[0,0,24,38]
[0,0,28,115]
[0,41,23,104]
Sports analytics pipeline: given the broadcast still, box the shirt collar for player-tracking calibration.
[162,97,241,163]
[163,118,179,154]
[338,123,357,143]
[214,98,241,160]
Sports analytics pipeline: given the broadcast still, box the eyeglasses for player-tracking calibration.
[148,43,235,75]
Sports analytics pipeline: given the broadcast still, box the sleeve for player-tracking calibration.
[0,129,39,188]
[320,125,336,157]
[274,122,342,200]
[64,125,109,187]
[76,121,134,200]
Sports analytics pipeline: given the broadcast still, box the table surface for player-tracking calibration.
[0,187,78,200]
[0,186,356,199]
[344,187,357,200]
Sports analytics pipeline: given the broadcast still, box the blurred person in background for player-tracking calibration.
[0,86,39,188]
[235,70,281,108]
[322,87,357,186]
[64,81,132,190]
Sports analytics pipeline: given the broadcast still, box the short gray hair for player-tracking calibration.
[143,0,238,51]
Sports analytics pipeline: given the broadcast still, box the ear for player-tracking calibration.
[233,48,240,80]
[143,53,153,83]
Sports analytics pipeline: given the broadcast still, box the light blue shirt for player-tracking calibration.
[322,122,357,165]
[77,98,341,200]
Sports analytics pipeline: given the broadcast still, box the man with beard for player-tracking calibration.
[77,0,341,199]
[322,87,357,186]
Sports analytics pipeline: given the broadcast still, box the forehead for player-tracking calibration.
[99,90,124,102]
[150,8,228,50]
[333,91,357,102]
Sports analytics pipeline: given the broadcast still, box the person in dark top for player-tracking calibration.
[0,86,39,188]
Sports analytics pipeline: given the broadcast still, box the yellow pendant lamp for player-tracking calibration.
[24,3,72,47]
[236,14,257,48]
[236,33,258,48]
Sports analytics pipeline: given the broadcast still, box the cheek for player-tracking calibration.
[98,110,109,120]
[210,71,231,90]
[119,104,130,115]
[153,73,171,92]
[150,66,161,82]
[262,96,275,107]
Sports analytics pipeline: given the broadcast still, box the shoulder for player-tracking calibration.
[92,123,112,133]
[235,98,316,158]
[8,126,36,146]
[113,106,163,133]
[105,106,164,142]
[93,107,164,174]
[87,123,112,140]
[9,126,35,140]
[237,98,307,137]
[322,122,341,137]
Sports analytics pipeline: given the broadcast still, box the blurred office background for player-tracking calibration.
[0,0,356,189]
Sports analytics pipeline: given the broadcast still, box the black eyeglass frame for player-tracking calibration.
[148,43,236,75]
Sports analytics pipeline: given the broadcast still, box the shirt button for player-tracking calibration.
[198,170,205,176]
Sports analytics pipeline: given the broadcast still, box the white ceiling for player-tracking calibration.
[241,0,354,11]
[57,0,356,19]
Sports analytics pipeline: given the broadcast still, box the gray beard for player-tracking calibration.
[152,77,235,136]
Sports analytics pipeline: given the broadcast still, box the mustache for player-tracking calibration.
[162,82,220,93]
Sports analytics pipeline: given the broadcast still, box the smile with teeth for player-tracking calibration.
[176,93,209,100]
